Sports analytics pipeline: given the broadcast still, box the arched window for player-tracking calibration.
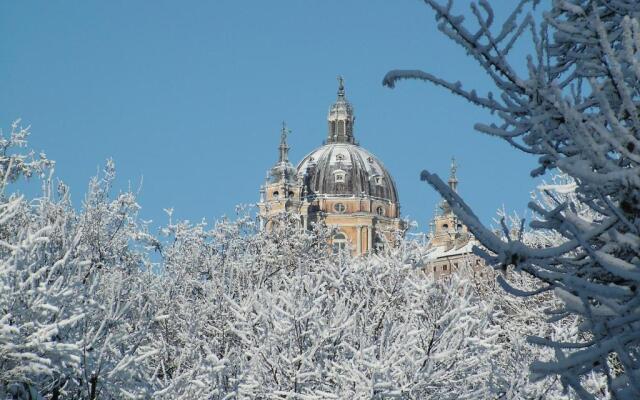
[334,203,346,213]
[335,173,345,183]
[332,233,348,254]
[376,206,385,216]
[272,191,280,199]
[288,191,295,198]
[442,223,449,229]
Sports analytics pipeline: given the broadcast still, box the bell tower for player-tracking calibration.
[257,122,307,230]
[429,157,467,249]
[424,158,486,279]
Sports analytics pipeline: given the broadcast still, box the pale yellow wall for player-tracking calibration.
[258,181,404,256]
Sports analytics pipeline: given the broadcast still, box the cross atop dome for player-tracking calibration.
[327,76,355,144]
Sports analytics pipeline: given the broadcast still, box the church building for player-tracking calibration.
[258,78,404,255]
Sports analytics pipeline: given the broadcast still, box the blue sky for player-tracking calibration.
[1,1,541,231]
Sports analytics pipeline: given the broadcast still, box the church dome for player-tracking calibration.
[297,143,399,203]
[258,77,404,255]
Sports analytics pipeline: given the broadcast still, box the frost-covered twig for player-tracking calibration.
[387,1,640,398]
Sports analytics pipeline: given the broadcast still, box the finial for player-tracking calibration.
[280,121,290,144]
[278,121,291,163]
[448,156,458,192]
[337,75,345,97]
[450,157,457,179]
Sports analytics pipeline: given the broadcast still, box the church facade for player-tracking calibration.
[257,79,404,255]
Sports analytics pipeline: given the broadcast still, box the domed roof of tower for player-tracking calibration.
[297,143,399,203]
[296,78,399,203]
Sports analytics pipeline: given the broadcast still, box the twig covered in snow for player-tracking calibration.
[386,1,640,398]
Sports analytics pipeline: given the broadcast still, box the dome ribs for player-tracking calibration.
[296,144,398,205]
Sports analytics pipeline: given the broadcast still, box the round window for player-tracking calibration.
[334,203,346,213]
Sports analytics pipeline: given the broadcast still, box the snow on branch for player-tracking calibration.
[387,1,640,398]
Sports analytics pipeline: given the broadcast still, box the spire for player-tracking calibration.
[268,122,297,184]
[327,76,355,144]
[439,157,458,215]
[279,121,290,163]
[448,157,458,192]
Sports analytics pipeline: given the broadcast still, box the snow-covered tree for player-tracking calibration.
[3,121,613,398]
[0,125,164,399]
[147,210,504,398]
[384,1,640,398]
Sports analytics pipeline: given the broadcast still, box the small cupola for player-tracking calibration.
[327,76,355,144]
